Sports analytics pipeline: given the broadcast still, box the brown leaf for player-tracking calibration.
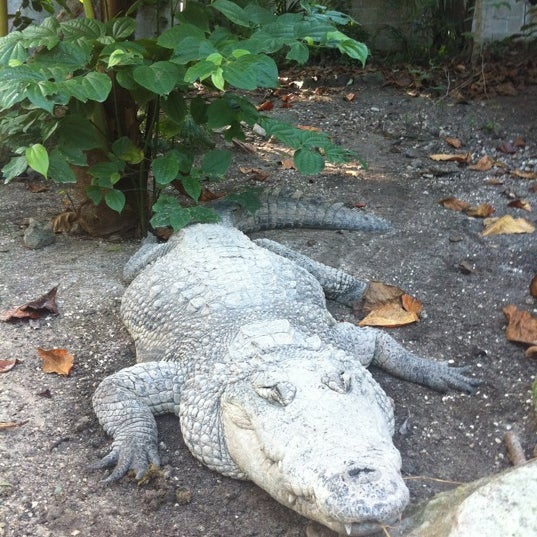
[508,199,532,212]
[256,100,274,111]
[496,141,517,155]
[513,136,526,148]
[503,305,537,345]
[358,302,419,328]
[52,211,78,233]
[465,203,495,218]
[469,155,495,171]
[199,188,224,202]
[239,167,270,181]
[438,197,470,212]
[530,275,537,298]
[297,125,321,131]
[525,346,537,359]
[154,227,173,241]
[0,287,59,322]
[0,359,18,374]
[362,281,403,314]
[511,169,537,180]
[37,348,74,376]
[401,294,423,315]
[482,215,535,236]
[344,92,356,102]
[429,152,471,163]
[27,183,49,193]
[280,158,296,170]
[496,82,517,96]
[444,136,462,149]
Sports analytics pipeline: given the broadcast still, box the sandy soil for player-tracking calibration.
[1,73,536,537]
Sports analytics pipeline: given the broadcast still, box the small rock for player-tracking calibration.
[23,219,56,249]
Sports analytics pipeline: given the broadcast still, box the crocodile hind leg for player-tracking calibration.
[328,322,479,393]
[254,238,367,306]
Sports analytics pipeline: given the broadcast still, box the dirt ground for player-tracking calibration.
[1,71,536,537]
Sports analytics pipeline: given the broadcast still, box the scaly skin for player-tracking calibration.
[92,223,478,536]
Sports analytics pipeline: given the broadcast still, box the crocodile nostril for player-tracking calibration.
[348,467,376,478]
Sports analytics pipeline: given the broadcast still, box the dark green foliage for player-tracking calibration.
[0,2,368,231]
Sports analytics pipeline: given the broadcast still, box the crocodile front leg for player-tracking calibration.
[91,361,184,483]
[328,322,479,393]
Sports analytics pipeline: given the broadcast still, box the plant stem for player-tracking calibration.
[0,0,8,37]
[81,0,96,19]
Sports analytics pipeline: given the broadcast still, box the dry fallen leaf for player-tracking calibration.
[482,215,535,236]
[503,305,537,346]
[0,359,17,374]
[401,294,423,316]
[508,199,532,212]
[358,302,419,328]
[438,197,470,212]
[444,136,462,148]
[429,152,471,163]
[198,188,224,202]
[362,281,403,314]
[469,155,495,171]
[239,167,270,181]
[511,169,537,180]
[297,125,321,131]
[344,92,356,102]
[525,346,537,359]
[256,100,274,111]
[465,203,495,218]
[37,348,74,376]
[513,136,526,148]
[496,141,517,155]
[0,287,59,322]
[280,158,296,170]
[27,183,49,193]
[358,282,420,327]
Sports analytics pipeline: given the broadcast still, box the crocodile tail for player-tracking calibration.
[213,188,391,233]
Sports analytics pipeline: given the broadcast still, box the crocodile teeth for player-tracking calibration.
[345,524,352,536]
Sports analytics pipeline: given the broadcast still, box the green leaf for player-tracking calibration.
[184,60,217,84]
[293,147,324,174]
[259,117,303,148]
[2,155,28,183]
[244,4,275,25]
[161,91,187,124]
[86,185,103,205]
[188,205,219,223]
[108,17,136,40]
[223,54,278,89]
[112,137,144,164]
[105,189,126,213]
[212,0,251,27]
[326,31,369,64]
[0,33,28,66]
[211,67,225,90]
[26,144,49,178]
[89,161,124,186]
[133,61,182,96]
[48,148,76,183]
[201,149,231,176]
[226,189,262,214]
[190,96,208,124]
[152,152,179,186]
[157,23,206,50]
[58,115,104,151]
[207,98,237,129]
[150,193,191,230]
[181,175,202,201]
[62,72,112,103]
[286,42,309,64]
[61,18,104,40]
[25,81,57,113]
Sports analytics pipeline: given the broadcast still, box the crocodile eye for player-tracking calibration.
[254,382,296,406]
[322,371,352,393]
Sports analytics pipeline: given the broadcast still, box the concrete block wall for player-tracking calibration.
[478,0,535,42]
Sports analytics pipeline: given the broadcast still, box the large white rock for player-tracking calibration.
[394,459,537,537]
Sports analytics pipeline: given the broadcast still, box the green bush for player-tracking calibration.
[0,1,368,231]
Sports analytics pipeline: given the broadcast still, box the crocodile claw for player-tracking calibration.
[90,438,160,484]
[429,363,480,394]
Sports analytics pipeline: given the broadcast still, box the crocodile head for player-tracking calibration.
[220,352,409,536]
